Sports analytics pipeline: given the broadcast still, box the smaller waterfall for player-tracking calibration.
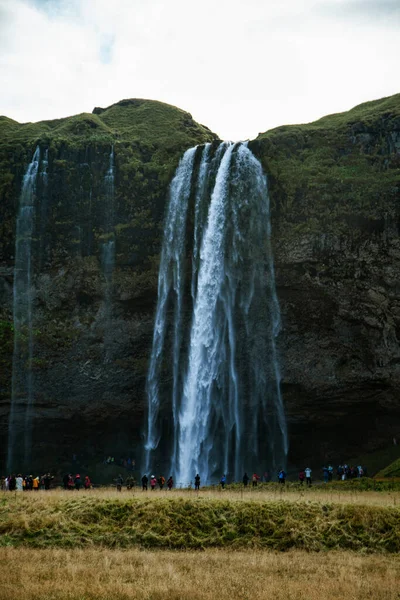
[104,145,115,228]
[7,146,41,472]
[101,146,115,362]
[39,149,49,266]
[40,149,48,184]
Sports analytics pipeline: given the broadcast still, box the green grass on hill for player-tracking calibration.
[251,93,400,239]
[1,494,399,552]
[376,458,400,479]
[0,98,217,149]
[346,445,400,478]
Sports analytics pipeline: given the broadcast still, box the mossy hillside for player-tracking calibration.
[0,100,217,466]
[0,495,399,551]
[376,458,400,479]
[0,98,217,260]
[251,93,400,240]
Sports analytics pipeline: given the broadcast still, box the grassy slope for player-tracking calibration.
[251,93,400,237]
[0,98,217,207]
[1,493,399,552]
[346,445,400,477]
[0,98,215,146]
[376,457,400,479]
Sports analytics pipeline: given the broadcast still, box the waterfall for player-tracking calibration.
[7,146,41,471]
[39,148,49,266]
[101,145,115,361]
[145,142,288,484]
[144,146,197,474]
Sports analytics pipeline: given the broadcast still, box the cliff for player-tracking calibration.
[0,94,399,472]
[250,93,400,464]
[0,99,217,469]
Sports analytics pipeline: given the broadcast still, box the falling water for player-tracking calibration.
[144,146,197,474]
[101,146,115,361]
[145,142,288,484]
[39,148,49,266]
[7,146,41,471]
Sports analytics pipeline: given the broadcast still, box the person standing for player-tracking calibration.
[167,476,173,490]
[243,472,249,487]
[150,475,157,490]
[322,466,329,484]
[84,475,91,490]
[194,474,200,490]
[115,474,124,492]
[74,474,82,491]
[141,474,148,491]
[33,476,40,491]
[158,475,165,490]
[252,473,260,487]
[43,473,53,490]
[220,474,226,489]
[298,470,305,485]
[305,467,312,486]
[278,469,286,484]
[16,474,23,491]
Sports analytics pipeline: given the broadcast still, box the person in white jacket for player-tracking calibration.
[305,467,312,486]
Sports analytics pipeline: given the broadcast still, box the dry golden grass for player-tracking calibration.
[0,547,399,600]
[10,485,400,507]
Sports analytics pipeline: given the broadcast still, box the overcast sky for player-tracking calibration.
[0,0,399,140]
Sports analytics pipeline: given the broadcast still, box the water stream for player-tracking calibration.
[145,142,287,484]
[7,146,41,471]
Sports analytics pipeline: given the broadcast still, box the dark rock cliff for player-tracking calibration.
[0,99,217,469]
[250,93,400,465]
[0,94,399,471]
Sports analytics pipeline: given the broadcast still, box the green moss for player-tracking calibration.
[376,458,400,479]
[0,495,399,552]
[251,93,400,240]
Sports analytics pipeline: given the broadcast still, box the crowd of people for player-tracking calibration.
[297,464,368,486]
[0,473,54,491]
[62,473,92,490]
[1,463,368,492]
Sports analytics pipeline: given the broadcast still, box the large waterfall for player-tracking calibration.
[145,142,287,484]
[7,146,41,471]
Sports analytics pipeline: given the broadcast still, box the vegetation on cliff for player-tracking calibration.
[251,93,400,238]
[0,99,217,466]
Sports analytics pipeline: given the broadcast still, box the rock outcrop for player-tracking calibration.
[0,94,399,471]
[251,93,400,464]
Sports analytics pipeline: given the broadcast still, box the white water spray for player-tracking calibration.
[7,146,41,471]
[145,143,287,484]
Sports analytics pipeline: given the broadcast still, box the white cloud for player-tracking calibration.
[0,0,399,140]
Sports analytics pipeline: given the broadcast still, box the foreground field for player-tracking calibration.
[1,487,400,552]
[0,547,399,600]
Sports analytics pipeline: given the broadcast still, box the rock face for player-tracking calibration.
[0,94,399,472]
[250,93,400,465]
[0,99,218,470]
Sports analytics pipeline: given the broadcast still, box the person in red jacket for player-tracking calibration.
[84,475,91,490]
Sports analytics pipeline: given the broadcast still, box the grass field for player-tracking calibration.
[1,547,400,600]
[1,486,400,552]
[2,487,400,599]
